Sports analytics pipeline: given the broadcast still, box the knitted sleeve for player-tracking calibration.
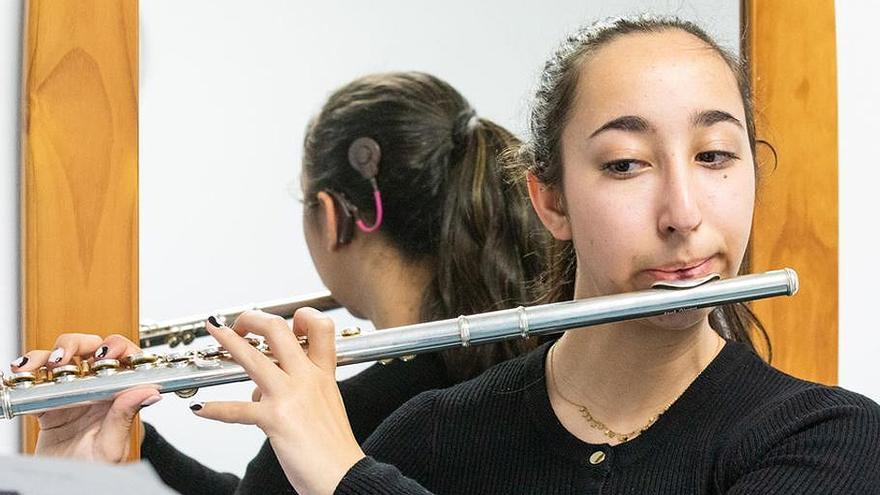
[335,390,441,495]
[721,386,880,494]
[141,422,240,495]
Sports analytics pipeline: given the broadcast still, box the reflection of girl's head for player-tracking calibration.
[302,72,547,380]
[519,17,768,355]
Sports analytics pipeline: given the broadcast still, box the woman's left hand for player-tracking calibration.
[195,308,365,495]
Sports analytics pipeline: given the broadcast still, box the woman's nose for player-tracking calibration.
[657,168,703,236]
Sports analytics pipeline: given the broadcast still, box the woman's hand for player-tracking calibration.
[10,334,161,462]
[195,308,364,495]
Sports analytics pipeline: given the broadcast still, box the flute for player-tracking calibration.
[0,268,798,420]
[139,291,340,348]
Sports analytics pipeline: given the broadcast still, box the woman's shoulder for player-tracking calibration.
[714,345,880,491]
[718,343,880,460]
[726,342,879,416]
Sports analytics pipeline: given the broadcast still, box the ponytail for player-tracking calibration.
[303,72,548,382]
[423,118,546,382]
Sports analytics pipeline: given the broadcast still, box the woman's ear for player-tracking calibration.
[315,191,342,250]
[526,172,572,241]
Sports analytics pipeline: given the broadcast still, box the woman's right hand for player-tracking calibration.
[9,333,161,462]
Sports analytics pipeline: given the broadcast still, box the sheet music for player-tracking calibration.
[0,455,174,495]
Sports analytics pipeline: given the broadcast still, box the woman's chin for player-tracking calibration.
[643,307,713,331]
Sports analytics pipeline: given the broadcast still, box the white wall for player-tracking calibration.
[138,0,740,476]
[837,1,880,404]
[0,0,22,455]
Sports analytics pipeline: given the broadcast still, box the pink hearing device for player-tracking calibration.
[348,137,383,233]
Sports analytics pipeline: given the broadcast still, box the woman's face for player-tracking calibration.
[553,30,755,327]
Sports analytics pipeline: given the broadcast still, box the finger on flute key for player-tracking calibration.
[230,310,304,373]
[292,307,336,372]
[95,334,144,360]
[49,333,106,366]
[205,318,289,394]
[10,349,51,372]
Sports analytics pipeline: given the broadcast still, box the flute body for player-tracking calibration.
[139,291,340,348]
[0,269,798,420]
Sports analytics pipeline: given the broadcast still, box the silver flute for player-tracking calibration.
[139,291,340,348]
[0,268,798,420]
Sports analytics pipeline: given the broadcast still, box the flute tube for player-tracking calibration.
[0,269,797,420]
[139,291,340,348]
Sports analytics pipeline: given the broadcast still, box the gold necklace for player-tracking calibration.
[547,336,723,444]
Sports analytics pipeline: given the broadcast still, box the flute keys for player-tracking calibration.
[174,388,199,398]
[127,353,160,370]
[35,366,49,383]
[50,364,80,383]
[165,352,192,368]
[92,359,122,376]
[195,346,225,368]
[341,327,361,337]
[5,371,36,389]
[200,346,227,360]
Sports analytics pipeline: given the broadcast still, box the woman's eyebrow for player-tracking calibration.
[589,115,654,138]
[692,109,743,129]
[588,110,742,139]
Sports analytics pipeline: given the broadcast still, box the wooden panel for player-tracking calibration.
[744,0,837,384]
[20,0,139,456]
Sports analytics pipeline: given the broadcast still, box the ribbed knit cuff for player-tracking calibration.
[140,421,161,459]
[335,456,427,495]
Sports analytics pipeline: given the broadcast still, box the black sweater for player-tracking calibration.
[141,353,451,494]
[336,341,880,494]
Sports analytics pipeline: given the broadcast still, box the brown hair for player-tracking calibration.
[303,72,547,381]
[518,17,770,358]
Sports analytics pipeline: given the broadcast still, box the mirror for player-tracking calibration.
[138,0,740,475]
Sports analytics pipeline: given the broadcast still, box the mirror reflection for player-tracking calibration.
[139,0,739,476]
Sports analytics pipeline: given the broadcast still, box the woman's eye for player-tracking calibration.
[601,159,646,177]
[695,150,738,168]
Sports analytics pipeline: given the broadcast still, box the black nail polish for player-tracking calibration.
[189,402,203,411]
[48,347,64,364]
[11,356,28,368]
[207,316,221,328]
[139,396,162,410]
[95,346,109,359]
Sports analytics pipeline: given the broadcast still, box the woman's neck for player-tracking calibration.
[357,249,432,330]
[548,318,724,444]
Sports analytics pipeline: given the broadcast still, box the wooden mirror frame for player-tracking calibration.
[18,0,837,459]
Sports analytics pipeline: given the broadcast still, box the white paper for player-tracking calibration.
[0,455,175,495]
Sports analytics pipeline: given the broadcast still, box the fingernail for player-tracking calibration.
[49,347,64,364]
[10,356,28,368]
[189,401,204,412]
[207,316,221,328]
[139,395,162,409]
[95,346,109,359]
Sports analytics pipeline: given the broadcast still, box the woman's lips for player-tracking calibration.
[644,256,716,281]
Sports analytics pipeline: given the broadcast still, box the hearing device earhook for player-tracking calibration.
[347,137,383,233]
